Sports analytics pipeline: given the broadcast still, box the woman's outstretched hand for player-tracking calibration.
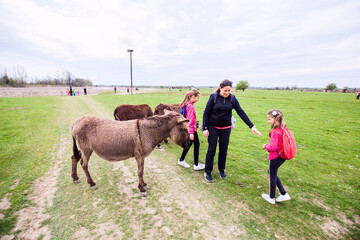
[251,126,262,136]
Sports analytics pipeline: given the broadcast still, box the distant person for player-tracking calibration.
[261,109,291,204]
[114,87,117,93]
[77,90,80,96]
[127,87,129,93]
[202,79,262,182]
[177,90,205,170]
[66,88,70,96]
[73,89,76,96]
[357,90,360,100]
[84,87,87,95]
[69,86,73,96]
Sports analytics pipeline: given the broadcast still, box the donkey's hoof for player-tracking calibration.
[141,192,147,197]
[73,180,81,184]
[90,185,98,191]
[145,185,150,190]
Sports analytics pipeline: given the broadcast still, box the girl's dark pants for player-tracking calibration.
[268,156,287,198]
[180,131,200,165]
[205,126,231,174]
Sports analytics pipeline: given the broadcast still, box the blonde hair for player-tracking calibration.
[180,89,200,107]
[267,109,284,132]
[215,79,233,93]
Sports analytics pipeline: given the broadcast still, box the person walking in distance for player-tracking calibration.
[202,79,262,182]
[177,90,205,170]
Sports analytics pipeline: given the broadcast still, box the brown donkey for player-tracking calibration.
[71,110,190,196]
[114,104,153,121]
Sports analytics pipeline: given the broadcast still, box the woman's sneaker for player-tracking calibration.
[276,193,291,202]
[204,173,213,182]
[218,170,226,179]
[193,163,205,171]
[178,159,190,168]
[262,194,275,204]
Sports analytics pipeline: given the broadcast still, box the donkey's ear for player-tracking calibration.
[178,119,189,124]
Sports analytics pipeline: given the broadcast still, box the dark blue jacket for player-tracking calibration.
[202,93,254,129]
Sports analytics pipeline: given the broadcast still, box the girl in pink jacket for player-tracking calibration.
[262,109,291,204]
[178,90,205,170]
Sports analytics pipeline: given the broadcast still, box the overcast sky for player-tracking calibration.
[0,0,359,88]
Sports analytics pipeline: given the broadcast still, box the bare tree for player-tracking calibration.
[62,71,75,85]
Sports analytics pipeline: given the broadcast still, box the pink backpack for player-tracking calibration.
[279,126,297,160]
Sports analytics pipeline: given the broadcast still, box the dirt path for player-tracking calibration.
[3,95,253,239]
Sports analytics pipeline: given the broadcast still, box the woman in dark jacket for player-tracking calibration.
[202,79,262,182]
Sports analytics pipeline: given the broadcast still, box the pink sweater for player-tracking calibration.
[186,102,197,134]
[264,128,284,160]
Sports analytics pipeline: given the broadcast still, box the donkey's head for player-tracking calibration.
[165,110,191,149]
[154,104,171,115]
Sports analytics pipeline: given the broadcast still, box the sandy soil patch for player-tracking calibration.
[0,86,113,97]
[0,86,152,97]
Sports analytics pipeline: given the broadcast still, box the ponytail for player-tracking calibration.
[180,90,200,107]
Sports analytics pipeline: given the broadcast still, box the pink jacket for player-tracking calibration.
[185,102,197,134]
[264,128,283,160]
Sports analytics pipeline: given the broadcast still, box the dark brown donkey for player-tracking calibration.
[71,110,190,196]
[154,103,182,145]
[114,104,153,121]
[154,103,181,115]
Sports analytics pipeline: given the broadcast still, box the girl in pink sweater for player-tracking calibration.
[178,90,205,170]
[262,109,291,204]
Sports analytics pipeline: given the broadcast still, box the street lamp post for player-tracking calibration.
[127,49,134,95]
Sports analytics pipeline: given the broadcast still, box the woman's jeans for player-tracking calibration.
[205,126,231,174]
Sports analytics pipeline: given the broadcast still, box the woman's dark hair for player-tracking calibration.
[215,79,233,92]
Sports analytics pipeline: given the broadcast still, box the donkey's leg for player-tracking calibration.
[141,159,149,189]
[135,156,147,196]
[80,149,97,190]
[71,153,81,184]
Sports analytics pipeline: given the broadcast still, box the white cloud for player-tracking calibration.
[0,0,359,87]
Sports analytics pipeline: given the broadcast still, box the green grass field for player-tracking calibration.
[0,89,359,239]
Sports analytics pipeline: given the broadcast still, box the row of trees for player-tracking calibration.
[235,81,353,93]
[0,65,92,87]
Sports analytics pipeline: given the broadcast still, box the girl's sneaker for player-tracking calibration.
[193,163,205,170]
[178,159,190,168]
[276,193,291,202]
[262,194,275,204]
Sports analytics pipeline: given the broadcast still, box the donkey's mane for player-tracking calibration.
[141,112,178,128]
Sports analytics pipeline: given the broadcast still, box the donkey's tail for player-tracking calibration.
[114,109,119,120]
[72,136,81,160]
